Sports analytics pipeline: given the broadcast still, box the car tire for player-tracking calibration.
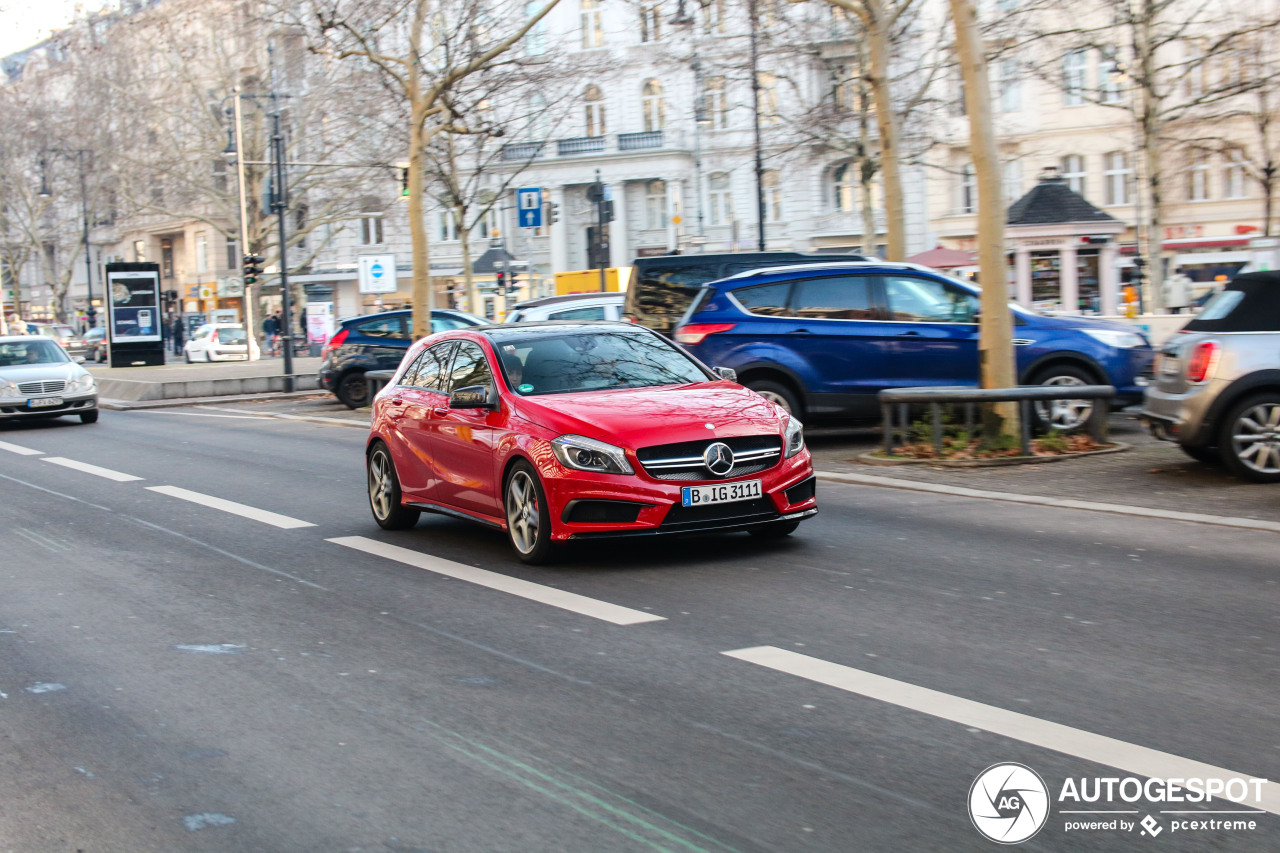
[367,443,421,529]
[504,461,556,564]
[1031,364,1099,432]
[1217,393,1280,483]
[746,378,802,419]
[336,371,370,409]
[1178,443,1221,466]
[747,520,800,539]
[79,410,99,424]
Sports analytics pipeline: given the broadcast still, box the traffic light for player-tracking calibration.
[495,271,505,291]
[547,201,560,224]
[243,254,265,286]
[399,167,409,197]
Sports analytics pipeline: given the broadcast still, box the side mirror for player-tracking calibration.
[75,356,86,364]
[449,384,496,410]
[712,366,737,382]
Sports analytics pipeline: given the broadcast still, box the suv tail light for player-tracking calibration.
[321,328,349,360]
[673,323,736,345]
[209,330,219,344]
[1185,340,1219,383]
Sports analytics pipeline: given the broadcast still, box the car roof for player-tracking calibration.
[513,292,625,309]
[716,260,937,283]
[475,320,654,344]
[339,308,481,325]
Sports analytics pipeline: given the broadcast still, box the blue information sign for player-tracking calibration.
[517,188,543,228]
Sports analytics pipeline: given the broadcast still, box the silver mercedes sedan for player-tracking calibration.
[0,335,99,424]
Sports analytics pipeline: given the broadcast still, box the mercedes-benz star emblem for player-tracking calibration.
[703,442,735,477]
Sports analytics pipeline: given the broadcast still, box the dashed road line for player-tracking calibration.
[146,485,316,529]
[328,536,666,626]
[0,440,42,456]
[723,645,1280,816]
[41,457,143,482]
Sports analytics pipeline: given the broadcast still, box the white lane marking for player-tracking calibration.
[0,440,43,456]
[817,471,1280,534]
[724,646,1280,816]
[42,457,143,482]
[146,485,315,529]
[328,536,665,626]
[129,411,269,420]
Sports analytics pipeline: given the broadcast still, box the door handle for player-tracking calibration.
[432,407,449,416]
[787,329,812,335]
[390,398,404,405]
[898,331,922,337]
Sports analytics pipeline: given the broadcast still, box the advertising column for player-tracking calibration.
[105,262,166,367]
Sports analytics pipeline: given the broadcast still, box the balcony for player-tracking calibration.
[557,136,607,156]
[500,141,545,162]
[617,130,663,151]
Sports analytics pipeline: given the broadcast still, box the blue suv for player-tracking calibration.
[673,262,1153,426]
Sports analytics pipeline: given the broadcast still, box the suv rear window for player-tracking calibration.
[635,265,718,318]
[355,316,407,339]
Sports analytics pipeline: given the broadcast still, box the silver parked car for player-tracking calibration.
[0,335,99,424]
[1142,271,1280,482]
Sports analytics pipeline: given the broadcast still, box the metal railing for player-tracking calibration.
[556,136,607,156]
[878,385,1115,457]
[365,369,396,401]
[618,130,663,151]
[499,141,545,162]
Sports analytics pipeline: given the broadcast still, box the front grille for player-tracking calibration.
[661,496,778,531]
[563,500,647,524]
[637,435,782,481]
[18,380,66,395]
[785,477,816,505]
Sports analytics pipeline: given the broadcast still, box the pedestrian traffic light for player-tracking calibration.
[495,271,505,290]
[243,254,265,286]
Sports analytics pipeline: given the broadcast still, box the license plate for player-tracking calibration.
[1160,357,1180,376]
[681,479,762,507]
[28,397,63,408]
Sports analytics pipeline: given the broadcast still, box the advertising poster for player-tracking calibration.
[306,301,334,344]
[107,268,163,343]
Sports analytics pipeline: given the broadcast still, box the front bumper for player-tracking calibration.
[539,451,819,541]
[0,392,98,419]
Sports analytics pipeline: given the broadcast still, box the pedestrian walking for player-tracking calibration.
[263,312,281,356]
[171,314,185,355]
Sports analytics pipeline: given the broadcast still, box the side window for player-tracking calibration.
[636,265,718,316]
[733,282,792,316]
[356,316,408,339]
[447,342,494,393]
[882,275,978,323]
[406,342,454,391]
[791,276,878,320]
[548,305,608,321]
[431,315,472,333]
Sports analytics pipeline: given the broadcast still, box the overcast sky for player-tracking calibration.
[1,0,81,57]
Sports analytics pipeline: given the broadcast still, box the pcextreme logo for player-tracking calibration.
[969,763,1051,844]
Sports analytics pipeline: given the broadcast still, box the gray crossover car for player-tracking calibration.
[0,335,99,423]
[1143,271,1280,482]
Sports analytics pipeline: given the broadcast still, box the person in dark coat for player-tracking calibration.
[263,312,281,355]
[171,314,185,354]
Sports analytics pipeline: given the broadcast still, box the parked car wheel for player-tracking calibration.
[1178,443,1221,465]
[79,410,99,424]
[745,378,802,418]
[336,371,370,409]
[1031,364,1098,431]
[747,520,800,539]
[367,443,421,529]
[1217,393,1280,483]
[504,461,555,564]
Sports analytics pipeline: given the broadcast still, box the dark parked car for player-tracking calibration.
[319,308,486,408]
[31,322,90,360]
[83,327,108,362]
[674,261,1153,428]
[1143,271,1280,482]
[624,252,867,337]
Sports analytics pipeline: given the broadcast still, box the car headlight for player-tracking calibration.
[0,379,19,398]
[69,374,96,393]
[551,434,634,475]
[1082,328,1147,349]
[784,415,805,458]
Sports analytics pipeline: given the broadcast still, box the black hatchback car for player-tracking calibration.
[319,308,486,408]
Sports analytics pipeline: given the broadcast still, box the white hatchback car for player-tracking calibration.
[504,293,625,323]
[184,324,261,362]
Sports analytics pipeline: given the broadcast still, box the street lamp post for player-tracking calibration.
[270,106,296,389]
[223,88,255,345]
[748,0,766,251]
[38,148,97,329]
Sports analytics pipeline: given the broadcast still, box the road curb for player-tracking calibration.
[815,470,1280,534]
[101,390,325,410]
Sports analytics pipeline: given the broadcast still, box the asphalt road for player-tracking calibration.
[1,410,1277,852]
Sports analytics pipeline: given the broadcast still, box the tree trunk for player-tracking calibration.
[859,76,878,252]
[949,0,1019,440]
[1137,1,1164,312]
[866,0,905,261]
[407,0,433,340]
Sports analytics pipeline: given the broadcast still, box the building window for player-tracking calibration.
[833,63,856,113]
[133,240,146,262]
[195,231,208,273]
[642,79,666,132]
[833,163,855,212]
[1063,50,1087,106]
[959,164,976,214]
[212,159,228,194]
[581,0,603,49]
[1002,160,1022,205]
[584,84,606,137]
[702,0,724,34]
[1104,151,1131,206]
[1099,48,1123,103]
[708,172,734,225]
[362,215,385,245]
[640,4,662,42]
[645,180,667,230]
[704,76,729,129]
[953,65,966,116]
[1185,39,1206,98]
[1061,154,1087,197]
[225,237,238,271]
[997,59,1021,112]
[1187,152,1210,201]
[1224,150,1249,199]
[762,170,783,222]
[525,1,547,55]
[528,92,549,139]
[757,71,779,125]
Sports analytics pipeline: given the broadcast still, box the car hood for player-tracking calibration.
[1026,313,1142,336]
[0,362,87,385]
[512,381,786,449]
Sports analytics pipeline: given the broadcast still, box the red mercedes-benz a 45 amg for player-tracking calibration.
[366,322,817,563]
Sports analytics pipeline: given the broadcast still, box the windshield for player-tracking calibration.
[1195,289,1245,321]
[496,331,711,395]
[0,338,70,366]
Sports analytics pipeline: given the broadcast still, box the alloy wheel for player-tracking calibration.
[506,470,541,555]
[1034,375,1092,430]
[368,449,395,521]
[1229,402,1280,476]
